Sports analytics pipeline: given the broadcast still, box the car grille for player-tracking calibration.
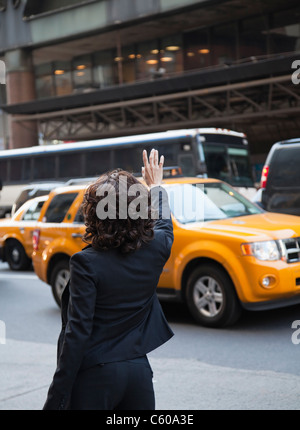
[281,237,300,263]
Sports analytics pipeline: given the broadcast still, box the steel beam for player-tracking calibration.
[11,74,300,141]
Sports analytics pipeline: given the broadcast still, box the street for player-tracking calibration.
[0,261,300,410]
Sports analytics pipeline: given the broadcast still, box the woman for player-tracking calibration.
[43,149,174,410]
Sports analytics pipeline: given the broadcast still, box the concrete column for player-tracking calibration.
[5,49,38,149]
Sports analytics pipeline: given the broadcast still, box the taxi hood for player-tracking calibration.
[184,212,300,242]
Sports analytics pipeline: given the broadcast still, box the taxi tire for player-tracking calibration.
[186,264,242,328]
[50,260,70,307]
[5,239,32,271]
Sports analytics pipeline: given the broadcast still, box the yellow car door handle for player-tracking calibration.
[72,233,83,239]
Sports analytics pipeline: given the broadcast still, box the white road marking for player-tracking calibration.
[0,274,38,280]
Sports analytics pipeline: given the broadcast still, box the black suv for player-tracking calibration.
[261,138,300,216]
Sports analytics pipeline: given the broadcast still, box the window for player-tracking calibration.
[160,35,183,74]
[270,148,300,188]
[144,141,176,165]
[10,158,31,182]
[144,139,190,167]
[239,16,268,60]
[202,144,229,181]
[166,182,261,224]
[74,208,84,224]
[120,45,136,84]
[93,50,116,88]
[228,148,253,187]
[10,158,22,181]
[183,29,211,70]
[178,154,195,176]
[202,134,247,145]
[73,55,93,91]
[35,64,55,99]
[22,200,45,221]
[33,155,56,180]
[44,193,78,223]
[211,24,237,66]
[54,61,72,96]
[58,153,83,179]
[85,149,111,176]
[114,147,142,173]
[0,159,8,182]
[25,0,86,16]
[202,143,253,187]
[269,7,300,55]
[204,183,259,218]
[136,40,160,81]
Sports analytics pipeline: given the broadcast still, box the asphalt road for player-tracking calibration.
[0,261,300,410]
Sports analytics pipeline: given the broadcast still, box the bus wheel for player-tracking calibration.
[50,260,70,307]
[5,240,32,271]
[185,264,242,328]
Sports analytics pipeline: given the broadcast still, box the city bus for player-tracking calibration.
[0,128,255,217]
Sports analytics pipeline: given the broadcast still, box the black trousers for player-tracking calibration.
[70,356,155,410]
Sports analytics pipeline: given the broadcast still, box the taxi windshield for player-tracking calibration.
[166,182,262,224]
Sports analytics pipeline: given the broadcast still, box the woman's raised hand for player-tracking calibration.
[142,149,165,188]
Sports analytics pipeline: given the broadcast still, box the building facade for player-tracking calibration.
[0,0,300,169]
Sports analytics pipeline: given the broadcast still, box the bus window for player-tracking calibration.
[114,147,143,173]
[201,142,253,187]
[144,140,189,167]
[59,153,82,179]
[85,150,111,176]
[23,158,32,181]
[33,155,56,180]
[178,154,196,176]
[10,159,23,181]
[10,158,32,182]
[0,159,8,182]
[150,143,177,165]
[202,144,230,181]
[227,148,253,187]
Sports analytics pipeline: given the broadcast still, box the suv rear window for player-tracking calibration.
[44,193,78,223]
[269,147,300,188]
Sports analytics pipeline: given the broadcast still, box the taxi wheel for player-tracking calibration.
[186,264,242,328]
[50,260,70,307]
[5,240,32,271]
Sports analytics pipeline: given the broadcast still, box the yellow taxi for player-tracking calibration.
[32,177,300,328]
[0,195,48,271]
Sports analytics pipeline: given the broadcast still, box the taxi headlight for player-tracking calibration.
[241,240,281,261]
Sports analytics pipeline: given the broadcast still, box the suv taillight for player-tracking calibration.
[32,229,40,252]
[260,165,269,189]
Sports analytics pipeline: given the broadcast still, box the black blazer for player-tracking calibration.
[43,186,174,410]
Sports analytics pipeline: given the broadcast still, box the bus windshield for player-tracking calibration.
[199,136,254,188]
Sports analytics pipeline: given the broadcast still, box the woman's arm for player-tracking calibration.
[142,149,174,257]
[151,186,174,257]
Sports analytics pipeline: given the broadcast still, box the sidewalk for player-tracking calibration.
[0,338,300,410]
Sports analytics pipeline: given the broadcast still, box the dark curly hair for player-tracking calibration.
[81,170,155,254]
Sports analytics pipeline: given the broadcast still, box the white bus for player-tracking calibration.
[0,128,255,217]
